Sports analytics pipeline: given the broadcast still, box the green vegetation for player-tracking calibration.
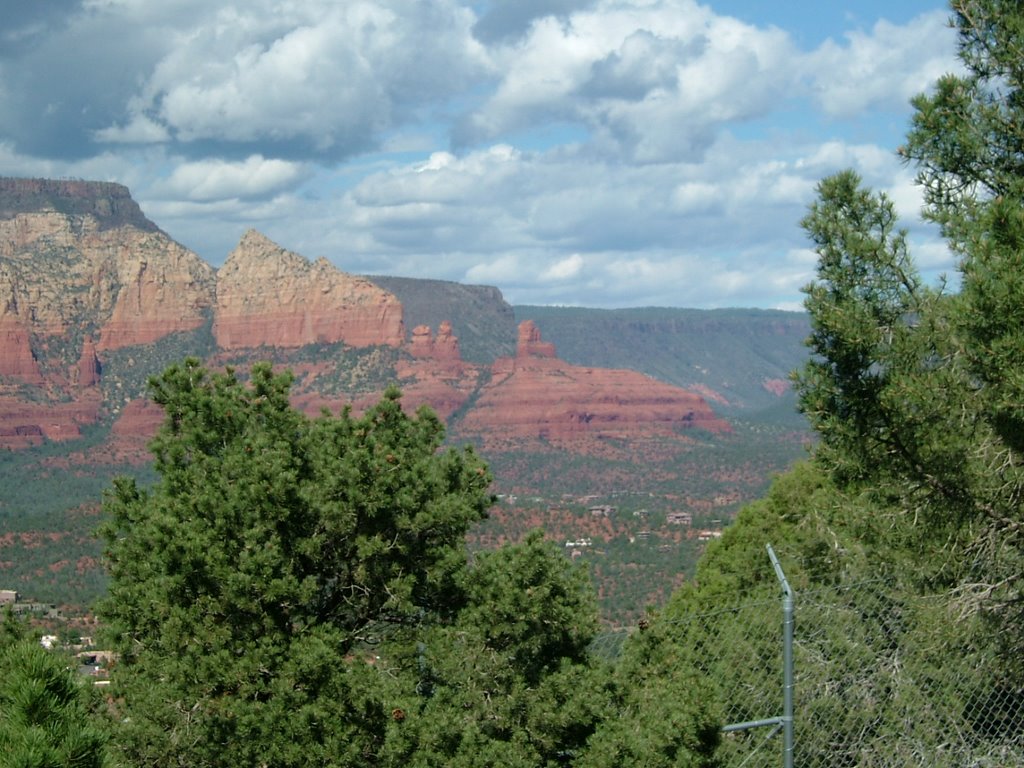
[624,2,1024,762]
[94,360,718,766]
[0,618,108,768]
[100,318,217,406]
[0,423,152,607]
[794,0,1024,662]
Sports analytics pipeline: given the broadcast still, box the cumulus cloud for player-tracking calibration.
[0,0,960,308]
[458,1,799,162]
[0,0,487,162]
[472,0,596,43]
[806,10,956,117]
[94,114,170,144]
[134,1,486,160]
[300,122,948,308]
[541,254,585,281]
[156,155,308,201]
[465,254,524,284]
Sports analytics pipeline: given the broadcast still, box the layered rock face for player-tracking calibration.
[458,322,729,448]
[516,320,556,358]
[76,338,101,388]
[0,178,216,364]
[0,177,735,461]
[213,230,405,350]
[398,321,479,420]
[96,237,217,351]
[0,393,102,449]
[409,321,461,361]
[0,178,159,232]
[0,177,215,445]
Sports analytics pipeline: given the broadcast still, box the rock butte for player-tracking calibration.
[457,322,730,448]
[0,179,215,355]
[397,321,480,421]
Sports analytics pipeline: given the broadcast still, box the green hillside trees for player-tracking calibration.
[613,3,1024,764]
[99,360,494,766]
[796,0,1024,664]
[98,360,719,766]
[0,637,108,768]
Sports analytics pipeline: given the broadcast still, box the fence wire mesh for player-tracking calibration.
[592,560,1024,767]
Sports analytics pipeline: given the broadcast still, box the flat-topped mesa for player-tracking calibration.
[0,177,159,232]
[0,176,216,351]
[213,230,405,350]
[516,320,556,359]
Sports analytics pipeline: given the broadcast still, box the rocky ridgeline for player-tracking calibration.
[214,230,404,350]
[0,176,729,452]
[0,177,216,366]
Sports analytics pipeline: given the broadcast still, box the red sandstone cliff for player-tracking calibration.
[0,178,216,358]
[397,321,479,420]
[76,338,100,388]
[517,319,556,358]
[213,230,405,350]
[0,177,215,442]
[409,321,461,361]
[0,177,736,461]
[457,321,729,450]
[97,236,217,351]
[0,315,42,383]
[0,391,102,449]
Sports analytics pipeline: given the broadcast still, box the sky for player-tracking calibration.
[0,0,960,310]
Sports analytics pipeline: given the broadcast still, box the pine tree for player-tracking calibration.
[795,0,1024,664]
[99,360,493,767]
[0,641,108,768]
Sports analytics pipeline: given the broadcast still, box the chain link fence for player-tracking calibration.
[591,547,1024,767]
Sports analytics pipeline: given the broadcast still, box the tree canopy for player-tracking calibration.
[794,0,1024,662]
[617,3,1024,764]
[0,628,108,768]
[97,359,719,766]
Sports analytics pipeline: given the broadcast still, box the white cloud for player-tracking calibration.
[157,155,307,201]
[806,11,957,117]
[541,254,585,281]
[912,237,956,271]
[884,170,928,221]
[94,114,170,144]
[462,0,799,162]
[90,0,488,159]
[296,121,931,307]
[671,182,722,214]
[0,0,961,309]
[465,255,523,284]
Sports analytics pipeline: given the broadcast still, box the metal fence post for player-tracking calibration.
[767,544,794,768]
